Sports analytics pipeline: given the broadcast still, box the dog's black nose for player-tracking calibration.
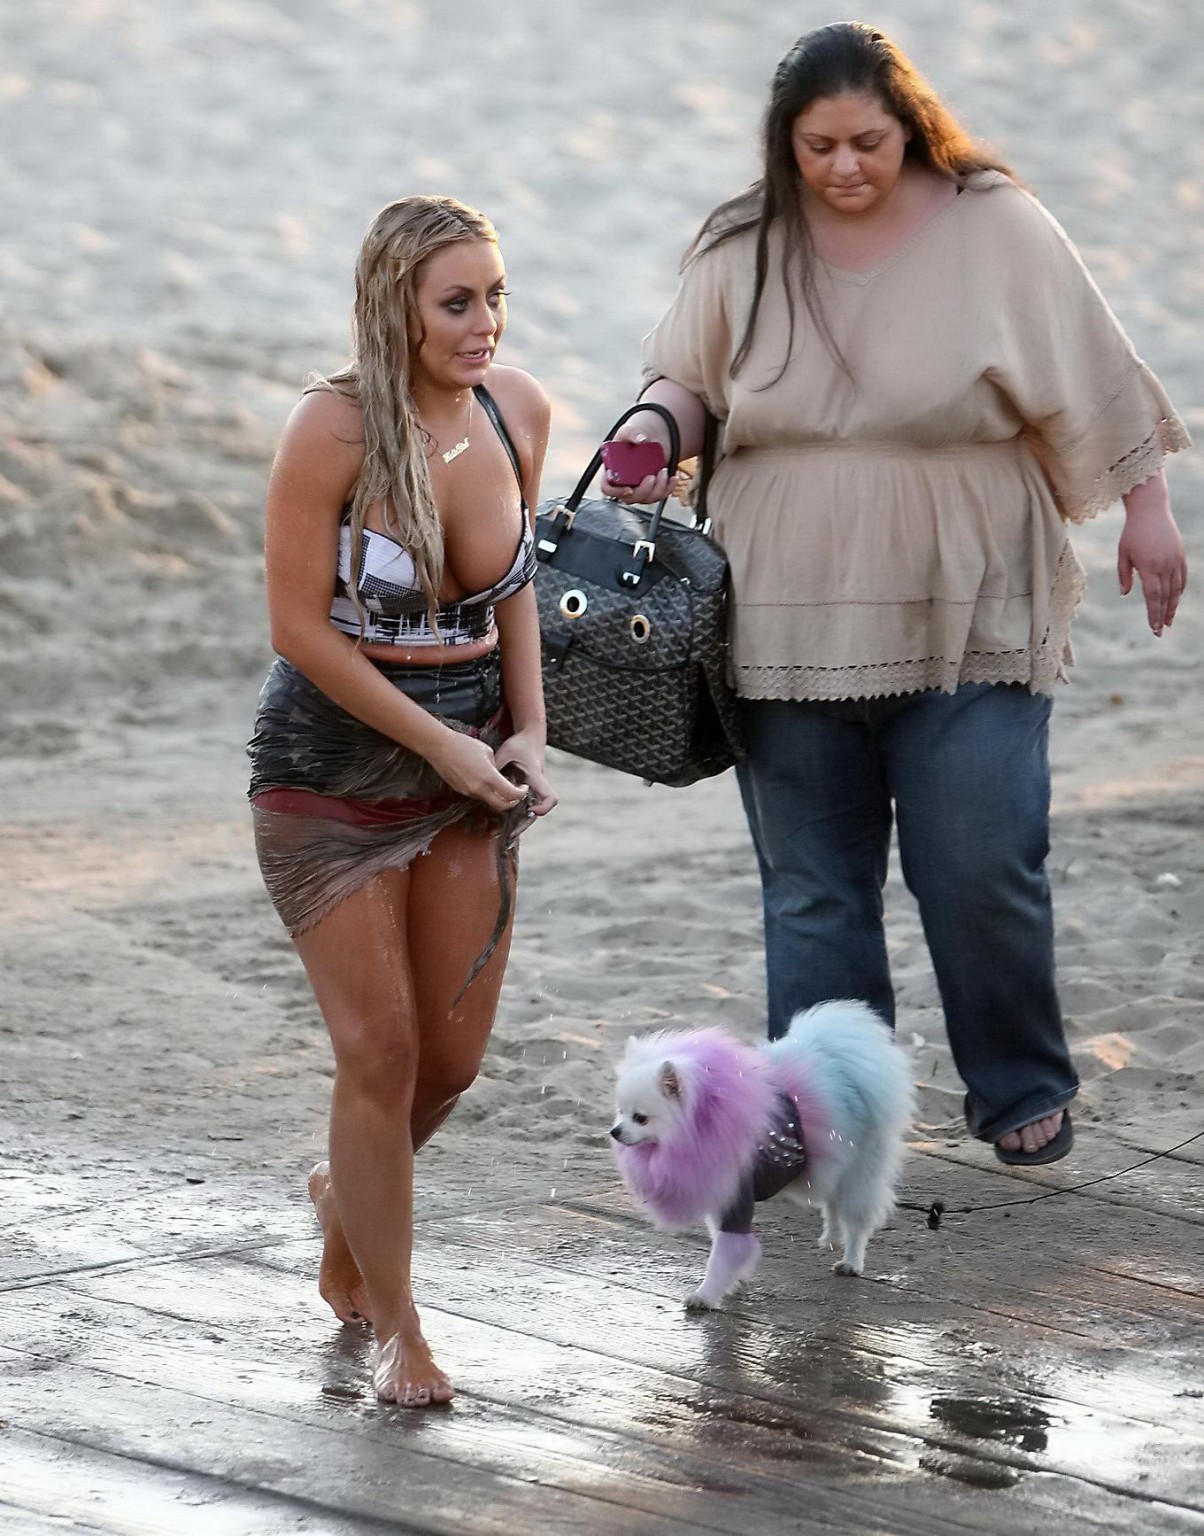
[608,1125,622,1140]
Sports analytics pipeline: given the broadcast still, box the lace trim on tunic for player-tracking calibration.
[735,542,1086,702]
[1065,415,1191,524]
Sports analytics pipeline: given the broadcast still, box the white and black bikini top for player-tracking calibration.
[330,385,536,648]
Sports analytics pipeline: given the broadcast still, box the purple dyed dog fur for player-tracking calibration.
[612,1027,836,1230]
[613,1029,770,1228]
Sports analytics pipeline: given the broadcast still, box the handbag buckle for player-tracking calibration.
[621,539,656,587]
[546,502,575,529]
[537,504,577,559]
[542,629,574,674]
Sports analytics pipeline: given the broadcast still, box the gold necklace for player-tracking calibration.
[439,390,474,464]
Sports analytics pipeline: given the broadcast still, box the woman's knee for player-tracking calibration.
[901,831,1055,955]
[330,1013,420,1103]
[901,814,1049,904]
[418,1050,482,1108]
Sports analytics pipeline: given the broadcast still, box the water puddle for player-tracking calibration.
[930,1394,1050,1454]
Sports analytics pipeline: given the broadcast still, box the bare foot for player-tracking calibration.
[372,1327,455,1407]
[307,1162,372,1326]
[996,1110,1064,1157]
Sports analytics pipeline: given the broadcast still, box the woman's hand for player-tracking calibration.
[1118,471,1187,636]
[493,728,557,822]
[426,726,529,814]
[601,413,683,506]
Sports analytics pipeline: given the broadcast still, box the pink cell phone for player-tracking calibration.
[601,438,667,487]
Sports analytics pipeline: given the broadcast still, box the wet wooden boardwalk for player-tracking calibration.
[1,1135,1202,1536]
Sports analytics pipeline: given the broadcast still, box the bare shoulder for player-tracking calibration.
[269,385,364,511]
[282,385,364,457]
[482,364,551,438]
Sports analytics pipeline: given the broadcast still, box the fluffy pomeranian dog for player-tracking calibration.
[609,1001,915,1309]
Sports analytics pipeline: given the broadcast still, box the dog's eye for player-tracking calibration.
[632,1112,648,1126]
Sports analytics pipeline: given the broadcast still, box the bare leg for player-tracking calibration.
[297,824,513,1406]
[295,870,441,1402]
[304,1076,475,1331]
[306,1077,468,1328]
[406,823,515,1139]
[305,1068,466,1328]
[308,1160,371,1324]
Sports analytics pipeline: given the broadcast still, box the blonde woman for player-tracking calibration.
[248,196,555,1405]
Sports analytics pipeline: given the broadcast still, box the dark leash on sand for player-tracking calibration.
[903,1128,1204,1229]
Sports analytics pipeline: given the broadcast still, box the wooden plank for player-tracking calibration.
[7,1158,1200,1343]
[0,1169,573,1291]
[0,1504,111,1536]
[0,1424,382,1536]
[0,1289,973,1536]
[432,1193,1204,1428]
[566,1162,1204,1335]
[0,1166,171,1230]
[9,1245,1199,1534]
[0,1347,728,1536]
[905,1136,1204,1233]
[245,1206,1201,1511]
[0,1174,309,1289]
[3,1164,1201,1531]
[412,1185,1204,1345]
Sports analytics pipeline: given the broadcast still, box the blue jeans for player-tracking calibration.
[736,683,1079,1143]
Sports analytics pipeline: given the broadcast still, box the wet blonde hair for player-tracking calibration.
[313,195,499,628]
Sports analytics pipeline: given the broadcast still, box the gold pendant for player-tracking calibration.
[442,437,470,464]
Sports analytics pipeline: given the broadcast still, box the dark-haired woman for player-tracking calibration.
[607,24,1188,1165]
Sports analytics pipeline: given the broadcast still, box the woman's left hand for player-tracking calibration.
[493,729,558,824]
[1118,473,1187,636]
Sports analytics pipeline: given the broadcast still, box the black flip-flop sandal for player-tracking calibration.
[993,1109,1074,1167]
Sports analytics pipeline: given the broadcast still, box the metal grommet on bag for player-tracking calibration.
[559,588,588,619]
[629,614,652,644]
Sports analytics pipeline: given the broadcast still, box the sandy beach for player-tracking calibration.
[0,1,1201,1526]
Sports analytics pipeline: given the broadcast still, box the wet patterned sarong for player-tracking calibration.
[247,652,524,994]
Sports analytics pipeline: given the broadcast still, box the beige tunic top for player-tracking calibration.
[643,171,1189,700]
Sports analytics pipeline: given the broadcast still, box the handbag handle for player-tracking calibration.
[608,397,718,537]
[564,400,682,516]
[693,407,719,535]
[535,403,678,587]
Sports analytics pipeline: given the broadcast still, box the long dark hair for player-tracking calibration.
[689,22,1013,378]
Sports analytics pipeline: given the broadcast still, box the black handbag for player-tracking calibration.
[533,403,742,787]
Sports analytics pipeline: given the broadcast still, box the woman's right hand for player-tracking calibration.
[600,415,681,505]
[426,726,528,813]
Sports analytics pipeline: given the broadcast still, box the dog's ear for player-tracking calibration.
[658,1061,682,1099]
